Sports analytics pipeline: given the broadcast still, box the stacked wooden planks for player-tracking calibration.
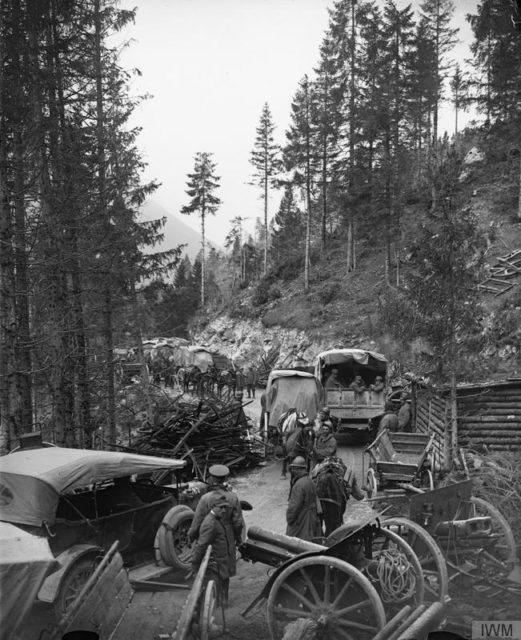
[457,380,521,450]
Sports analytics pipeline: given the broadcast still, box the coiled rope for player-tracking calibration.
[365,549,417,602]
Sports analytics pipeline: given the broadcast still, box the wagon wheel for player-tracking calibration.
[367,527,425,614]
[266,555,385,640]
[199,579,218,640]
[442,496,518,592]
[382,517,449,602]
[365,468,378,499]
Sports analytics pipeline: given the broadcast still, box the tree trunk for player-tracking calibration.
[0,5,14,452]
[201,210,206,305]
[264,160,268,275]
[94,0,116,446]
[517,152,521,220]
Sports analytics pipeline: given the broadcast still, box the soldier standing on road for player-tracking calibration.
[286,456,322,542]
[190,493,233,607]
[188,464,243,606]
[245,365,258,399]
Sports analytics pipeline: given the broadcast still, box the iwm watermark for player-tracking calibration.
[472,621,521,640]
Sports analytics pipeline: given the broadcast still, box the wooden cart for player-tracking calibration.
[364,429,436,498]
[43,542,218,640]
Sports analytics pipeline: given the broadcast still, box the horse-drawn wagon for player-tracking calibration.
[364,429,436,499]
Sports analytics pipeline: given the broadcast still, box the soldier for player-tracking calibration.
[286,456,322,542]
[188,464,243,605]
[190,492,234,606]
[245,365,258,399]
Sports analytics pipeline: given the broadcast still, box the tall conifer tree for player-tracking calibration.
[181,152,221,306]
[250,103,280,275]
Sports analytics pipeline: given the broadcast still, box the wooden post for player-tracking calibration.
[449,373,458,469]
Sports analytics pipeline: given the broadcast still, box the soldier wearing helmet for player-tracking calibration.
[286,456,322,541]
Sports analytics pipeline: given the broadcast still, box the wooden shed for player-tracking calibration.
[413,377,521,470]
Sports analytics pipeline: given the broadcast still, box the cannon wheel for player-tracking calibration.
[266,555,385,640]
[366,468,378,499]
[451,496,518,588]
[199,579,217,640]
[368,527,425,610]
[382,517,449,602]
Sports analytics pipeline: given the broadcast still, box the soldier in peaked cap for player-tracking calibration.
[188,463,243,605]
[190,492,234,607]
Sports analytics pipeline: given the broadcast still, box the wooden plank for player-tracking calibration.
[172,545,212,640]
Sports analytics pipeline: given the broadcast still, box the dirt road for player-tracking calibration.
[224,394,374,639]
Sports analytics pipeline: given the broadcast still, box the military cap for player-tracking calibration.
[208,464,230,478]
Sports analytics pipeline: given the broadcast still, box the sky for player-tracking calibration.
[117,0,480,247]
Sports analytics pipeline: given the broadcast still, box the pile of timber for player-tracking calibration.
[457,382,521,450]
[129,396,263,475]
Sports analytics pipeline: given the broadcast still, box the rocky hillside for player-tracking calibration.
[193,126,521,380]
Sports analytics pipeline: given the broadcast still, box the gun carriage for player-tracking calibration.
[239,513,447,640]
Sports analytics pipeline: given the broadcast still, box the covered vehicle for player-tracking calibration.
[265,369,323,428]
[0,447,201,615]
[315,348,387,437]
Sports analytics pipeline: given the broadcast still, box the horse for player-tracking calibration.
[216,369,236,398]
[177,365,202,394]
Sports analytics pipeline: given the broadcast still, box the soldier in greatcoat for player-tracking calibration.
[286,456,322,542]
[188,464,243,594]
[190,493,234,606]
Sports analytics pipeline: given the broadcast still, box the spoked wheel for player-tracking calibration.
[199,579,218,640]
[367,527,425,614]
[266,555,386,640]
[442,497,517,594]
[366,468,378,499]
[383,517,449,602]
[54,556,98,617]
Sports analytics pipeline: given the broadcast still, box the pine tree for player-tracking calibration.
[250,103,281,275]
[404,148,487,461]
[181,152,221,306]
[284,75,318,290]
[420,0,458,155]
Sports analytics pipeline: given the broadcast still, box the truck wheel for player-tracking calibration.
[157,505,194,571]
[54,556,98,618]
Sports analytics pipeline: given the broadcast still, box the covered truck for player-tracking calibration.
[315,348,387,437]
[265,369,323,429]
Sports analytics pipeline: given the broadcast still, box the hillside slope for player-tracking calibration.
[197,127,521,380]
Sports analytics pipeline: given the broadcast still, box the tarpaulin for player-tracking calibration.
[266,370,322,427]
[0,448,185,527]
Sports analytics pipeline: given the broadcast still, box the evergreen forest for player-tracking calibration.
[1,0,521,451]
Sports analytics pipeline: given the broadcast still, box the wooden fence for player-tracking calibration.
[414,379,521,470]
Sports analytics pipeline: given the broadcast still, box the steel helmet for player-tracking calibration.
[289,456,307,468]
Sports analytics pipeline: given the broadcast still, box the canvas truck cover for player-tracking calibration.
[189,346,214,373]
[315,348,387,371]
[0,521,58,639]
[0,448,185,528]
[266,370,323,427]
